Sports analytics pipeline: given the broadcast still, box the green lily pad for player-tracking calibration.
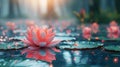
[104,45,120,52]
[54,37,76,41]
[0,41,27,50]
[90,37,120,42]
[56,33,79,37]
[13,36,25,40]
[58,41,103,50]
[91,37,120,41]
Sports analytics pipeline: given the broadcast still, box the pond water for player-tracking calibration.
[0,48,119,67]
[0,20,120,67]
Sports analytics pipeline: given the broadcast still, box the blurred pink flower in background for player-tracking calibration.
[109,21,118,26]
[61,21,70,30]
[91,22,99,34]
[107,21,119,38]
[107,25,119,38]
[26,20,35,27]
[66,29,71,34]
[6,22,16,30]
[22,25,60,63]
[82,27,91,39]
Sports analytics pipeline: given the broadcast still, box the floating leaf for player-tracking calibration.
[94,37,120,40]
[54,37,76,41]
[58,41,103,50]
[104,45,120,52]
[0,41,26,50]
[56,33,79,37]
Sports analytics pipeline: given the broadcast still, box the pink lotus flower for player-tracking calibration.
[107,26,119,38]
[22,26,60,63]
[82,27,91,39]
[91,22,99,34]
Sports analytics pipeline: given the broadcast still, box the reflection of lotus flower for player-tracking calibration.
[107,26,119,38]
[91,22,99,34]
[82,27,91,39]
[22,26,60,63]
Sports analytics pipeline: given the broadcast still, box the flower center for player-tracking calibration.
[39,42,46,47]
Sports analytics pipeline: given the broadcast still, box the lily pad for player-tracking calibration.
[104,45,120,52]
[90,37,120,42]
[56,33,79,37]
[12,36,25,41]
[58,41,103,50]
[54,37,76,41]
[0,41,27,50]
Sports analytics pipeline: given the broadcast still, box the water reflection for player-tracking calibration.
[0,20,120,67]
[54,49,120,67]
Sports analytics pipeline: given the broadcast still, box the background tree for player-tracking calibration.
[8,0,22,18]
